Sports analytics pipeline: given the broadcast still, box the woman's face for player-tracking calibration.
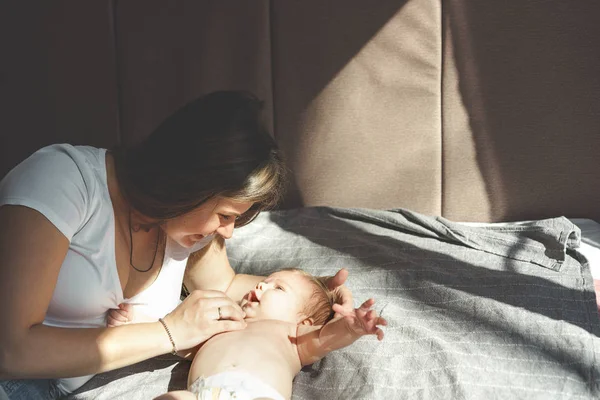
[161,197,254,248]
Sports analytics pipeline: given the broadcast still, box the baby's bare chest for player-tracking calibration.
[194,320,299,372]
[210,320,296,351]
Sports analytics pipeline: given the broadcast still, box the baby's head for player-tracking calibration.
[240,268,335,325]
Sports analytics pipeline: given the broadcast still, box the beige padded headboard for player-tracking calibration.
[1,0,599,222]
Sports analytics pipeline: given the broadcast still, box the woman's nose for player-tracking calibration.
[216,220,235,239]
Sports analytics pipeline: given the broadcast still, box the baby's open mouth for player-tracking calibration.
[241,290,260,308]
[246,290,259,303]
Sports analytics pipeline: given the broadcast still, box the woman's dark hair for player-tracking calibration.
[112,90,286,226]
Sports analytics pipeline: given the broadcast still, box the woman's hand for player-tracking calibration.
[161,290,247,351]
[324,268,354,317]
[106,303,155,327]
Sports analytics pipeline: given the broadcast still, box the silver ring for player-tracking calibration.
[217,307,222,320]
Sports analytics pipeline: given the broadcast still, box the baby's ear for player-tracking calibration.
[299,316,314,326]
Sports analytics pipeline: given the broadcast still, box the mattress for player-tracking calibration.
[67,209,600,399]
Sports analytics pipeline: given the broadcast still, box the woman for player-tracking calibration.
[0,91,351,399]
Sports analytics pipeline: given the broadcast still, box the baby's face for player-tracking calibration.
[240,271,313,324]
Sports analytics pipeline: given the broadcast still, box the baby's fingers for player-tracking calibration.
[372,317,387,340]
[106,308,131,327]
[107,314,128,327]
[359,298,375,311]
[366,309,378,321]
[119,303,136,313]
[110,308,130,322]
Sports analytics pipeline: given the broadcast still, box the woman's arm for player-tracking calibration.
[0,206,245,379]
[184,235,262,302]
[0,206,178,378]
[185,236,355,308]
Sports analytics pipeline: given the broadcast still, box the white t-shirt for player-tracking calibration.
[0,144,213,392]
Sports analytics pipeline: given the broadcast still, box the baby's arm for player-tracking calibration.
[295,298,387,366]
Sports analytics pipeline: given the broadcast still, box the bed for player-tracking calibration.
[68,209,600,399]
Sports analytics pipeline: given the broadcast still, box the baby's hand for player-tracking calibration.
[332,298,387,341]
[106,303,154,327]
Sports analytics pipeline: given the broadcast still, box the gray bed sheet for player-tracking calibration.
[68,207,600,399]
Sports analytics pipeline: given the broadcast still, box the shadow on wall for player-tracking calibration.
[270,1,411,209]
[446,0,600,222]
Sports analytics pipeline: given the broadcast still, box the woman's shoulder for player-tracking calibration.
[5,143,106,182]
[0,143,109,239]
[2,144,105,199]
[5,143,105,173]
[36,143,106,169]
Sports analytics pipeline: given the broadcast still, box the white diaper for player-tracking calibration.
[189,370,285,400]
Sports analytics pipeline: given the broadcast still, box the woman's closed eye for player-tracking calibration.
[219,214,239,222]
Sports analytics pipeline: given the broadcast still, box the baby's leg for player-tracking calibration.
[153,390,196,400]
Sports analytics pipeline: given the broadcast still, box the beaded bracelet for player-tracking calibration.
[158,318,178,356]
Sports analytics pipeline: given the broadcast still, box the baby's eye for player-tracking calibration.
[276,285,284,291]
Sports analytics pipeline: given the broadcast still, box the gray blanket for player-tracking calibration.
[69,207,600,399]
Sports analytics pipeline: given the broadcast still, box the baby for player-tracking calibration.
[113,269,387,400]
